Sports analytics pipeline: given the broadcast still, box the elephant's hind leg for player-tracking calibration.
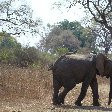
[58,80,76,104]
[53,77,62,105]
[58,88,73,104]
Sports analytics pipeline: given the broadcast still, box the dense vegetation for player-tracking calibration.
[0,0,112,67]
[55,0,112,54]
[0,32,56,67]
[38,19,97,54]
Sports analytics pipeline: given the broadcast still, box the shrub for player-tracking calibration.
[14,47,40,67]
[56,47,69,56]
[0,48,16,64]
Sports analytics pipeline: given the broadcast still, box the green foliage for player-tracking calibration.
[58,19,85,47]
[0,32,21,64]
[38,52,57,66]
[39,27,80,54]
[14,47,40,67]
[58,19,97,49]
[0,32,21,48]
[0,32,56,67]
[0,48,14,63]
[38,19,97,54]
[56,47,69,56]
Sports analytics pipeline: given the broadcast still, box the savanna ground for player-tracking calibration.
[0,65,111,112]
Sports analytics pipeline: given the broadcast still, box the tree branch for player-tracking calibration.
[0,18,18,25]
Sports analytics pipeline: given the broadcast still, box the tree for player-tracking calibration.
[0,32,40,66]
[81,26,97,51]
[56,0,112,54]
[38,27,80,54]
[0,31,22,64]
[0,31,21,48]
[58,19,96,50]
[0,0,42,36]
[89,21,112,54]
[38,20,98,54]
[58,19,85,47]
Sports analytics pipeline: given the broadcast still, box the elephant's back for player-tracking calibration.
[65,53,93,61]
[55,54,94,72]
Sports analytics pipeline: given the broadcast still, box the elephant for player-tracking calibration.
[48,53,106,106]
[103,57,112,105]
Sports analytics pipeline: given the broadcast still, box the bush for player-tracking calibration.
[56,47,69,56]
[14,47,40,67]
[38,52,57,66]
[0,45,57,68]
[0,48,16,64]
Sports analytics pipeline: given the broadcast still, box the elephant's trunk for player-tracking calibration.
[108,78,112,105]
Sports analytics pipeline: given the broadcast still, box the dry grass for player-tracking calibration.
[0,65,111,112]
[0,65,52,100]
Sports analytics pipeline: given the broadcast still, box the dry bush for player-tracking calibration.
[0,64,52,103]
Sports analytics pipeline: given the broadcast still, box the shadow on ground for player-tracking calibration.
[53,105,112,111]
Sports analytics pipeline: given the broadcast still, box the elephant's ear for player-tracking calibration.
[96,53,107,76]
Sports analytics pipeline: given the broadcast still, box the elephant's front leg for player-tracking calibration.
[75,76,91,106]
[90,77,100,106]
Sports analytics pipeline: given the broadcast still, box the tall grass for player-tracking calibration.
[0,65,52,102]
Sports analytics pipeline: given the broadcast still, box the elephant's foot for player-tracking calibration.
[92,102,100,106]
[75,101,82,106]
[53,101,61,105]
[108,99,111,105]
[53,99,62,105]
[58,96,64,104]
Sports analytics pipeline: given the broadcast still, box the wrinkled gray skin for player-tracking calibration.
[104,59,112,105]
[49,53,105,106]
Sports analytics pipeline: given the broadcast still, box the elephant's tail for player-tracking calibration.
[48,53,69,71]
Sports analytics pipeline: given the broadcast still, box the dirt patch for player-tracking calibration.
[0,82,111,112]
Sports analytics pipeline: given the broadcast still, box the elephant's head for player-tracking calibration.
[104,59,112,105]
[96,53,107,76]
[96,54,112,105]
